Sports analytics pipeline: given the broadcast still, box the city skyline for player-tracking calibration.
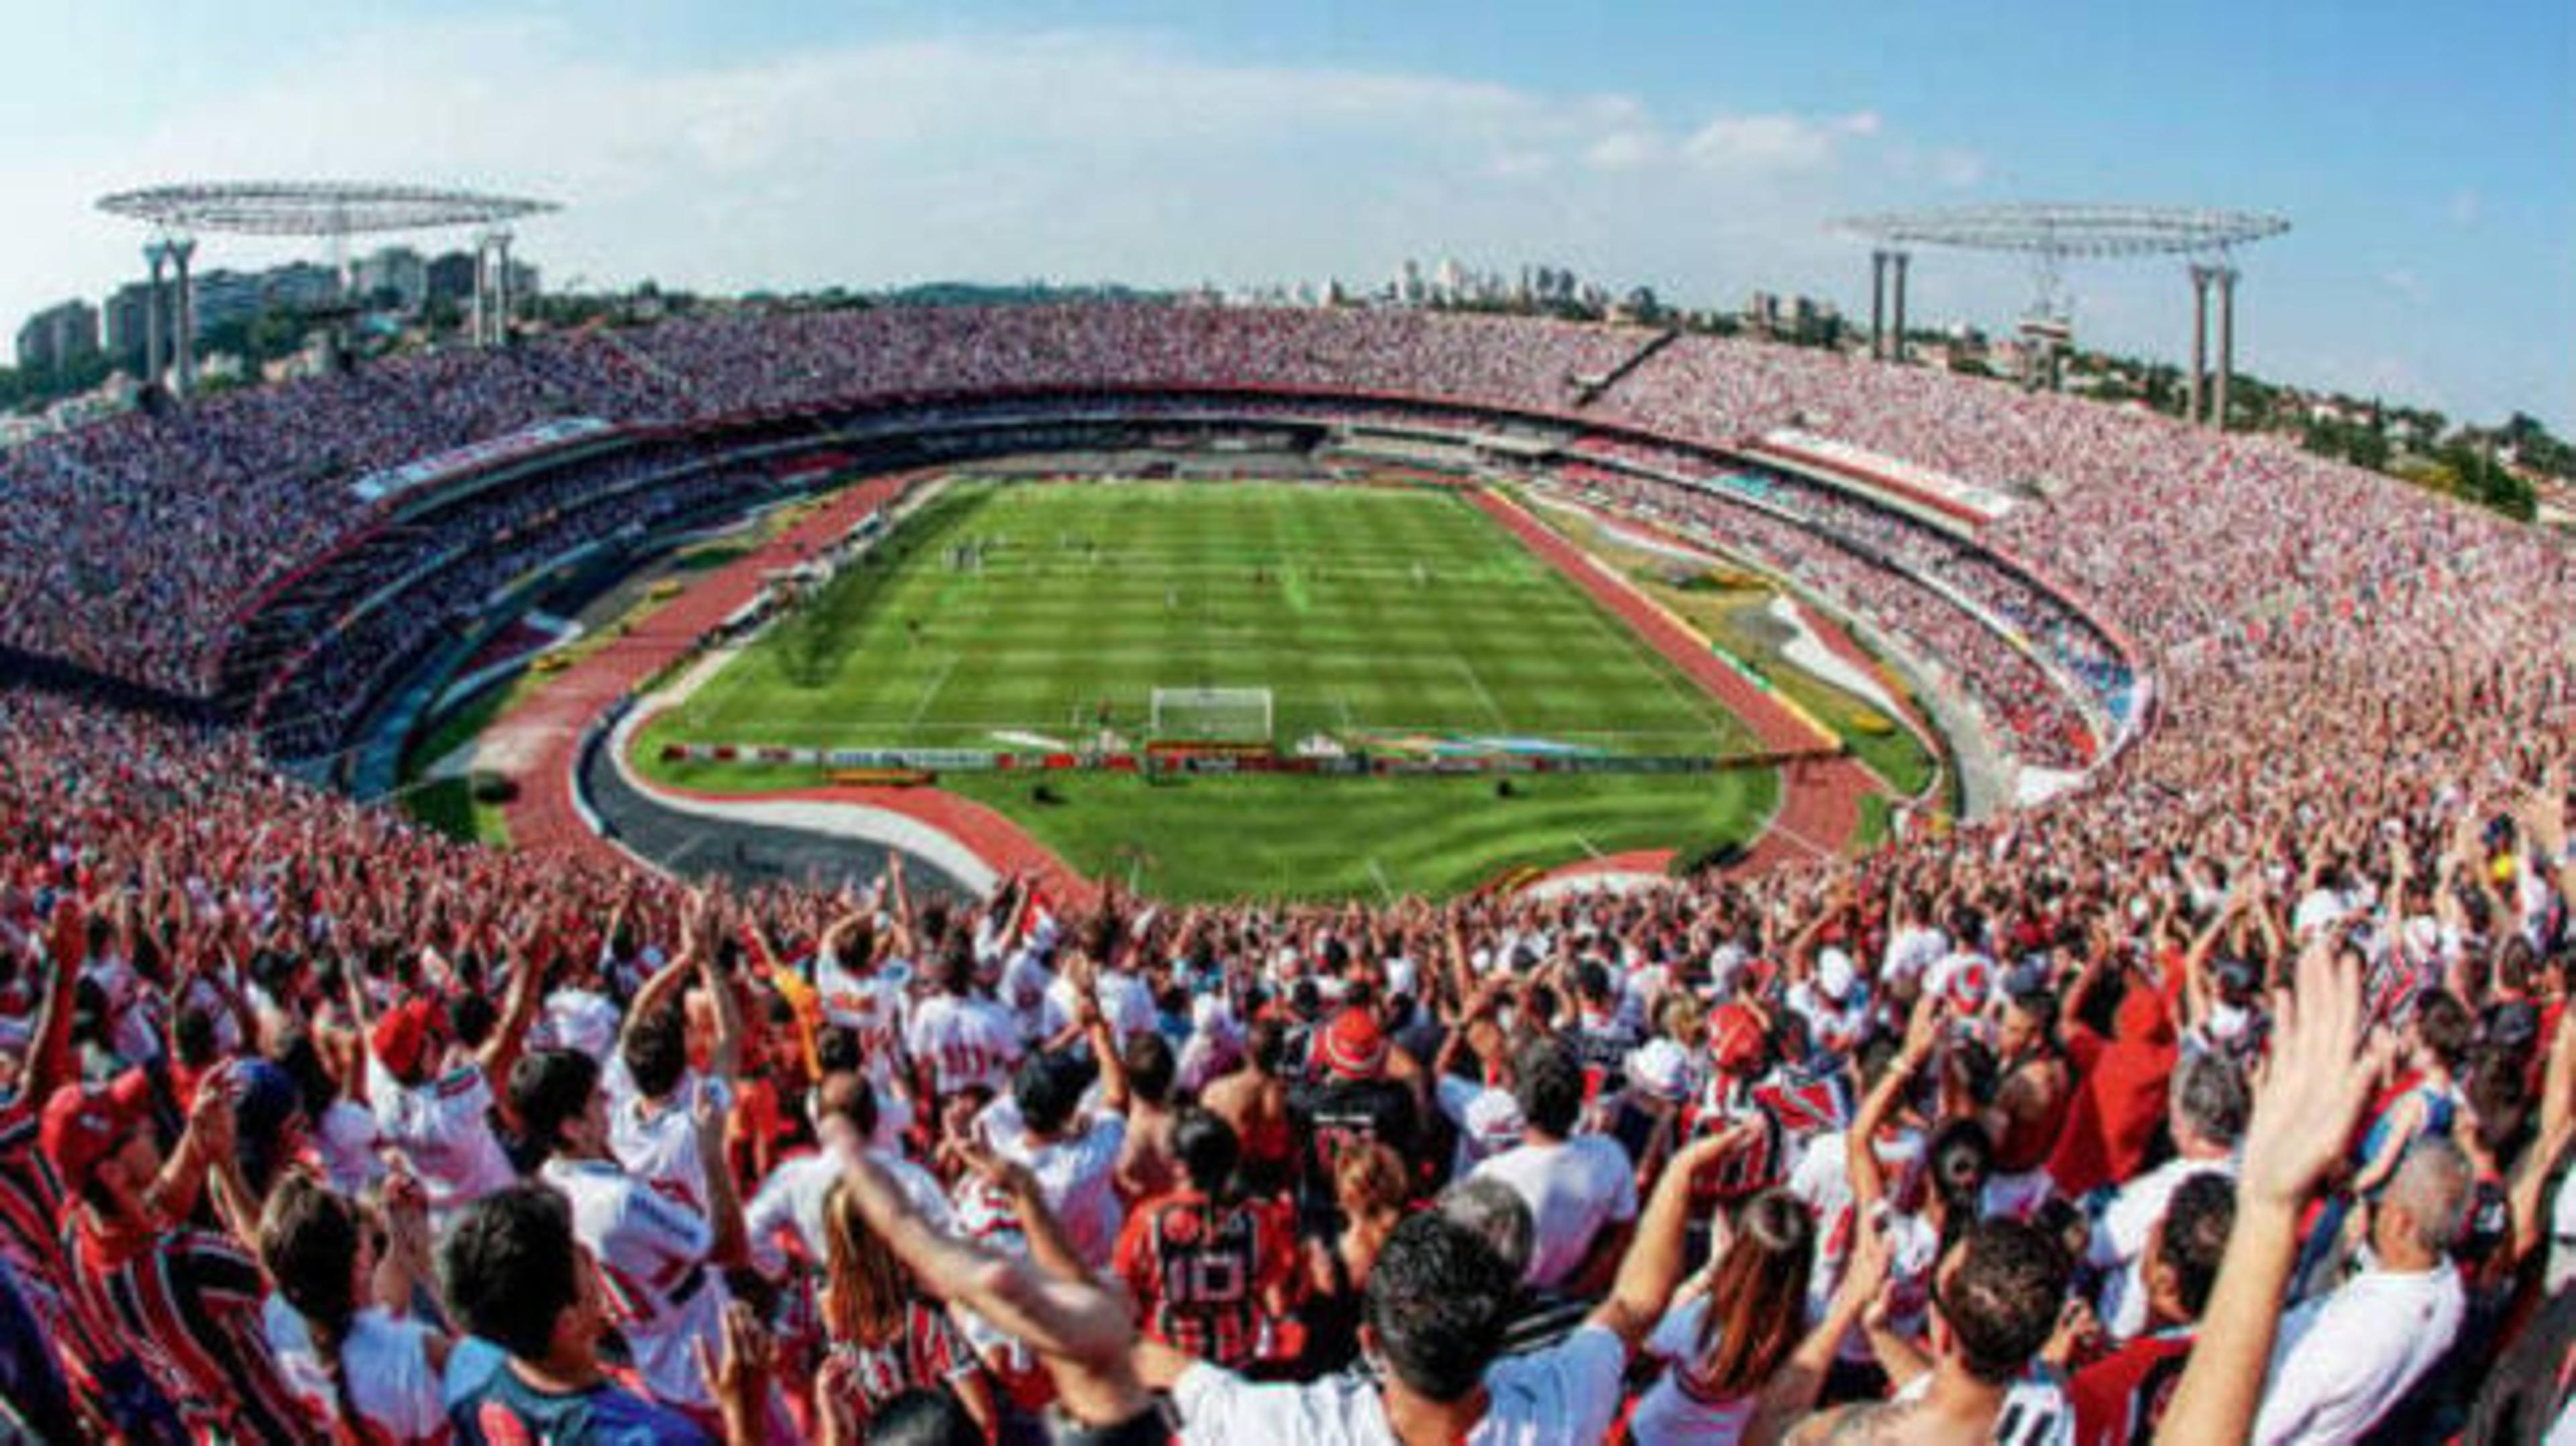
[3,1,2567,428]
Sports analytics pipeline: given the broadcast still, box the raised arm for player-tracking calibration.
[476,920,549,1088]
[696,1087,749,1269]
[701,919,745,1087]
[1069,955,1130,1113]
[626,917,701,1030]
[1591,1127,1747,1350]
[2155,938,2387,1446]
[2508,992,2576,1265]
[1850,993,1938,1212]
[839,1147,1148,1427]
[25,900,86,1102]
[1748,1209,1893,1444]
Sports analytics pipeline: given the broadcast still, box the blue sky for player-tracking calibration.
[7,0,2569,427]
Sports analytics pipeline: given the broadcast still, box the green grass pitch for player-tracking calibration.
[635,478,1781,898]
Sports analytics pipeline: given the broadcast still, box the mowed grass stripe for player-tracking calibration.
[653,480,1761,755]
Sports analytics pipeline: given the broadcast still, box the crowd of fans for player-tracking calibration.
[0,608,2571,1440]
[1549,465,2104,771]
[0,304,2365,754]
[252,461,781,765]
[0,304,2572,1441]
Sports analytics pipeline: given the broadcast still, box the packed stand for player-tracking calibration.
[2,541,2575,1443]
[1549,466,2102,770]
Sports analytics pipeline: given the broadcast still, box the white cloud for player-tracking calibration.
[1584,131,1664,172]
[0,20,1930,328]
[1682,110,1882,174]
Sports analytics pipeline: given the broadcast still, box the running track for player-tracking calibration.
[1466,490,1879,875]
[493,472,1097,903]
[496,477,1874,897]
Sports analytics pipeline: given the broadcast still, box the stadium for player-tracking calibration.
[1,199,2570,1443]
[11,303,2169,900]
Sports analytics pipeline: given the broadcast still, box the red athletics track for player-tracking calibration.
[491,471,1095,904]
[494,472,1868,899]
[1465,489,1880,875]
[1519,492,1943,798]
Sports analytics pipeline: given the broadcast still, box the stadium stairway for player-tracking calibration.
[1570,327,1679,408]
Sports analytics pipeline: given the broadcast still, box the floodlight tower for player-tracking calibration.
[97,182,561,398]
[1835,205,2289,425]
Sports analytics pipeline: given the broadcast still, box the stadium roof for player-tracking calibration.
[1834,203,2289,258]
[97,181,557,237]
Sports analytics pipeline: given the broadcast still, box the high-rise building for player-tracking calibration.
[425,251,480,305]
[187,269,265,335]
[103,281,164,372]
[262,262,341,315]
[354,245,430,313]
[15,300,101,374]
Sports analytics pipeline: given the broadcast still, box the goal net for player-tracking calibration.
[1149,687,1275,742]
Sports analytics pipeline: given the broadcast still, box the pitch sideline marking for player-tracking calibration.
[904,658,961,730]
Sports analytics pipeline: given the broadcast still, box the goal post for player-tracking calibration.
[1149,686,1275,742]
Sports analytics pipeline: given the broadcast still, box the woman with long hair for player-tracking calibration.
[258,1172,452,1445]
[1297,1139,1411,1375]
[1628,1188,1816,1443]
[814,1177,1000,1442]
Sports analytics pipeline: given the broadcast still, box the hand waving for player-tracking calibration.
[2237,934,2390,1212]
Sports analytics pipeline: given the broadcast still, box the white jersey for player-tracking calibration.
[536,987,621,1062]
[1438,1076,1524,1178]
[1788,1127,1927,1337]
[1785,982,1870,1056]
[1893,1364,2075,1446]
[1788,1130,1937,1366]
[1470,1135,1640,1291]
[83,953,165,1064]
[1000,954,1071,1049]
[2551,1170,2576,1296]
[979,1100,1128,1270]
[2253,1262,2464,1446]
[908,993,1025,1098]
[2088,1154,2235,1341]
[743,1144,956,1280]
[1629,1294,1757,1444]
[814,949,907,1084]
[604,1057,729,1215]
[264,1300,445,1444]
[1882,926,1949,987]
[539,1157,731,1411]
[1169,1321,1631,1445]
[947,1174,1039,1378]
[1051,968,1156,1044]
[366,1057,516,1221]
[314,1099,382,1198]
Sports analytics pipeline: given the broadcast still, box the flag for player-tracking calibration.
[1752,1069,1851,1136]
[1016,886,1061,954]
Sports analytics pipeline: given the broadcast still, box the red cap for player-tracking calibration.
[372,999,439,1078]
[41,1070,154,1190]
[1708,1003,1767,1074]
[1318,1008,1389,1081]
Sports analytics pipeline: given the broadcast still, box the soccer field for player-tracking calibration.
[631,478,1784,898]
[653,479,1762,756]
